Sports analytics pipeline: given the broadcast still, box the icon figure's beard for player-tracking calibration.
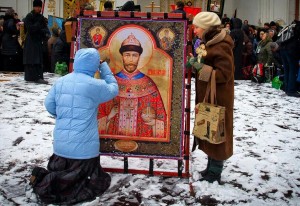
[124,63,138,73]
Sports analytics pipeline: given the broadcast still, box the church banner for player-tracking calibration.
[48,15,64,34]
[78,17,187,158]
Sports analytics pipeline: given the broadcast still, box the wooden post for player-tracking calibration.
[42,0,46,15]
[296,0,299,21]
[68,20,78,73]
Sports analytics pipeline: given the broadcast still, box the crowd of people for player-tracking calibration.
[219,14,300,97]
[0,0,70,84]
[1,1,298,91]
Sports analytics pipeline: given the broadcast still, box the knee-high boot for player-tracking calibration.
[200,157,223,184]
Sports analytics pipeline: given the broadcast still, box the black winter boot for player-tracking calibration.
[29,167,49,187]
[200,158,223,184]
[200,156,211,177]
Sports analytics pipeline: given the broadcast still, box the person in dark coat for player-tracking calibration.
[189,12,234,184]
[1,8,23,72]
[23,0,48,84]
[52,21,71,73]
[42,17,51,73]
[221,14,230,25]
[171,1,186,15]
[278,20,300,97]
[104,1,113,11]
[0,15,3,71]
[120,1,135,11]
[230,18,244,80]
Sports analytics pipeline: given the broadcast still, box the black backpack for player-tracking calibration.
[277,20,300,45]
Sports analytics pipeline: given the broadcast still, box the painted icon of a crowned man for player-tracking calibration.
[98,34,167,138]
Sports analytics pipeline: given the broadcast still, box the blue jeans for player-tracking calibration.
[280,49,298,94]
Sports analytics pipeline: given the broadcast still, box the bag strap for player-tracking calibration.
[203,78,211,103]
[203,70,217,104]
[210,70,217,104]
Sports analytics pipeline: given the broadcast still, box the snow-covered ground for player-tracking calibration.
[0,72,299,206]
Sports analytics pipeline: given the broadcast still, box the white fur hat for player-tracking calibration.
[193,12,221,30]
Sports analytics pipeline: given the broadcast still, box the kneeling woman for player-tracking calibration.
[29,48,119,204]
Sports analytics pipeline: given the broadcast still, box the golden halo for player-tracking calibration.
[158,28,175,40]
[108,25,153,73]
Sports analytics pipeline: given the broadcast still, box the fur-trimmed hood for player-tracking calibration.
[202,28,234,49]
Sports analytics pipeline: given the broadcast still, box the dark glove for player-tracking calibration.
[187,57,203,71]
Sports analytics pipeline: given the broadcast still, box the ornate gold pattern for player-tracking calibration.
[90,0,97,10]
[48,0,56,15]
[63,0,88,18]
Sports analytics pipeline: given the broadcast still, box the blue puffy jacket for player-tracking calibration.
[45,48,118,159]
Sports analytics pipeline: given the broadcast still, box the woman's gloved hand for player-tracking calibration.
[187,54,203,71]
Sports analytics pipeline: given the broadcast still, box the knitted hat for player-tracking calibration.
[33,0,43,7]
[193,12,221,30]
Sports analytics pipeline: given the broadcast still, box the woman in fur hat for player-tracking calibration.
[188,12,234,184]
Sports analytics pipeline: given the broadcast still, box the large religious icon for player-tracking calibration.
[78,18,187,157]
[98,28,169,140]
